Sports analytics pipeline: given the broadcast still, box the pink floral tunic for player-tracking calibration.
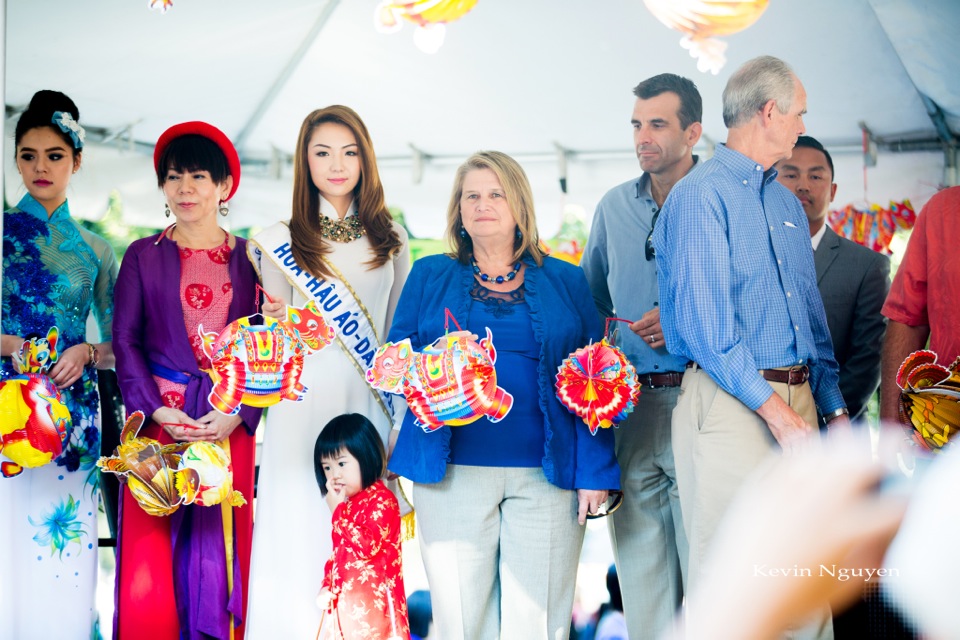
[155,235,233,408]
[321,480,410,640]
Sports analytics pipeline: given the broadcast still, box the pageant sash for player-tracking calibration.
[248,226,393,422]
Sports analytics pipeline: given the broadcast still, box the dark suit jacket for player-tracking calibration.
[814,227,891,421]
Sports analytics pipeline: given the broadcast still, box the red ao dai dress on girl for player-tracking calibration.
[321,480,409,640]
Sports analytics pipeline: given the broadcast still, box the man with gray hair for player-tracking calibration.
[653,56,848,639]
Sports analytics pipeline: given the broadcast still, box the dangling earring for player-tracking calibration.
[164,203,171,218]
[516,228,523,240]
[219,200,230,217]
[459,226,467,238]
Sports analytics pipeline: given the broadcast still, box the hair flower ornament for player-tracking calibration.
[52,111,85,150]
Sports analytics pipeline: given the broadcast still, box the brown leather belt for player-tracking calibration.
[637,372,683,388]
[759,366,810,385]
[685,363,810,386]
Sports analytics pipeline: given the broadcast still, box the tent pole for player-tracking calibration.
[233,0,341,154]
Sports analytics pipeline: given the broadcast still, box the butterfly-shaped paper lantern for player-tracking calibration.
[896,350,960,452]
[97,412,189,516]
[0,327,71,478]
[98,412,245,515]
[555,339,640,435]
[199,301,334,416]
[367,327,513,432]
[643,0,769,74]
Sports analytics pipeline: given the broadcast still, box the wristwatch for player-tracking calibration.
[822,407,849,422]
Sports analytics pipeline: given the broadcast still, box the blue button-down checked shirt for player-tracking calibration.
[652,144,844,413]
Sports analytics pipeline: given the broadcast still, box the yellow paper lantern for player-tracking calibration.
[643,0,770,74]
[375,0,479,53]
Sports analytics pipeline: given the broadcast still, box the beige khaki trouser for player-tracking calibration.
[673,365,832,640]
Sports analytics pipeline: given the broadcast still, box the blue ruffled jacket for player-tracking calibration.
[386,254,621,491]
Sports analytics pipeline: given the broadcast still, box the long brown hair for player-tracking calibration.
[289,105,401,278]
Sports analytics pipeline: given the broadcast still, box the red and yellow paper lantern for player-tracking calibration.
[0,328,71,478]
[555,339,641,435]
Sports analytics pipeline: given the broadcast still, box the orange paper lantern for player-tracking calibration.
[643,0,770,74]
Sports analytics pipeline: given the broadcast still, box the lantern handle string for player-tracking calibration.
[605,317,634,339]
[444,307,463,334]
[256,284,276,308]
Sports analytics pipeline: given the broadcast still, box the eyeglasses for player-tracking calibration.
[645,208,660,261]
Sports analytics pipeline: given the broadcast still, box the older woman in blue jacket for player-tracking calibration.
[387,150,620,640]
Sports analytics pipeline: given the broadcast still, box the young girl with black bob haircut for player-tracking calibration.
[313,413,410,640]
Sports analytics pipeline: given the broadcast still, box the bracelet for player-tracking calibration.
[822,407,849,422]
[84,342,100,368]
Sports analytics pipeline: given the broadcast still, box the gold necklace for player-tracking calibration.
[319,213,366,242]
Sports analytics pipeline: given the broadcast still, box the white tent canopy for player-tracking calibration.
[4,0,959,235]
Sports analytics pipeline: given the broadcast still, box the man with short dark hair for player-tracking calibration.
[581,72,701,639]
[654,56,847,640]
[776,135,890,423]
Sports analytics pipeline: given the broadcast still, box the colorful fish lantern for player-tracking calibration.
[895,350,960,452]
[555,339,640,435]
[175,441,246,508]
[367,327,513,432]
[98,412,246,516]
[200,301,335,416]
[643,0,770,74]
[375,0,479,53]
[0,327,71,478]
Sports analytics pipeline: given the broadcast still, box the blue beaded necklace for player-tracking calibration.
[471,256,522,284]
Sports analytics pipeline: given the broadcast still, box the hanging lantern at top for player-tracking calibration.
[148,0,174,13]
[642,0,770,74]
[375,0,480,54]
